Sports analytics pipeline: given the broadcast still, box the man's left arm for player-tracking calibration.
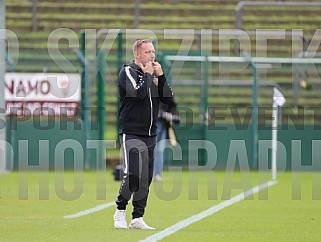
[157,74,176,105]
[153,61,176,105]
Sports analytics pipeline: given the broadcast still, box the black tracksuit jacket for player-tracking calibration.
[118,61,176,137]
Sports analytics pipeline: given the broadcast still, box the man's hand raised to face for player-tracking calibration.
[152,61,163,76]
[139,61,154,75]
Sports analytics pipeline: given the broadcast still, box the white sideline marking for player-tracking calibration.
[63,201,115,219]
[140,180,277,242]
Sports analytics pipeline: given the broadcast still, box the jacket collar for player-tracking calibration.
[128,60,140,70]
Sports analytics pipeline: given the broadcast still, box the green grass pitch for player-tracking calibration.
[0,170,320,241]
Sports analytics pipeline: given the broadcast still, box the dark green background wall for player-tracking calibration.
[6,120,321,171]
[166,124,321,171]
[6,118,99,170]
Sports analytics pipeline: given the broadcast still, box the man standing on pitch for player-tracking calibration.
[114,39,176,229]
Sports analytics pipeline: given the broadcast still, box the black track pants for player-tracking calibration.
[115,134,156,219]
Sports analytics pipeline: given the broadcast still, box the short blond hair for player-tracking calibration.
[133,39,152,55]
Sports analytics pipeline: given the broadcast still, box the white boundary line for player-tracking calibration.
[63,201,115,219]
[140,180,277,242]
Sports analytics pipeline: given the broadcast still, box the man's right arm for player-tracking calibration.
[119,67,152,100]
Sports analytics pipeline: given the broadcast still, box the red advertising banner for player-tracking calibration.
[5,73,81,117]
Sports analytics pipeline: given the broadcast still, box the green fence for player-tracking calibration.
[5,29,321,171]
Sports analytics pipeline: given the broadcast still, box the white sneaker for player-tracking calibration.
[113,209,127,229]
[129,217,155,230]
[154,174,162,182]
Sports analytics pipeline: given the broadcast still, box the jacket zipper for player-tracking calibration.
[135,68,153,136]
[148,88,153,136]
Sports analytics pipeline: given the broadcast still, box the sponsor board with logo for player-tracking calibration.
[5,73,81,117]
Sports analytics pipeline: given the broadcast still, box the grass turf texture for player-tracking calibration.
[0,171,320,241]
